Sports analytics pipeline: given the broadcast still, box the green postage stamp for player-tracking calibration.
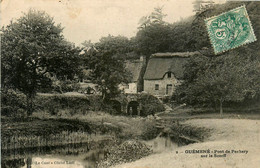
[205,5,256,54]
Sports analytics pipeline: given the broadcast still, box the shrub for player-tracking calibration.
[138,93,165,116]
[88,96,120,115]
[35,94,90,115]
[61,80,80,92]
[97,140,152,168]
[162,96,170,103]
[34,94,118,116]
[1,89,27,117]
[52,80,80,93]
[87,96,104,111]
[78,86,96,94]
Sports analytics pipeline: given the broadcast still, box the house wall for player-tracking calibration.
[144,75,180,97]
[119,83,137,94]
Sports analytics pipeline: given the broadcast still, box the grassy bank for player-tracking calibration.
[1,110,159,151]
[1,111,159,167]
[1,117,91,137]
[32,110,159,140]
[1,117,109,153]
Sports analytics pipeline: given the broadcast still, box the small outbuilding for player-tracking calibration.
[119,56,144,94]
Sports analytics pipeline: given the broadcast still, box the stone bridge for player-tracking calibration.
[110,93,143,116]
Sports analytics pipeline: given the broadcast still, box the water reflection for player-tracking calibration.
[1,146,106,168]
[2,137,176,168]
[1,158,25,168]
[145,136,178,153]
[22,157,85,168]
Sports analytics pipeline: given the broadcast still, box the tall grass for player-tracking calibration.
[1,130,112,150]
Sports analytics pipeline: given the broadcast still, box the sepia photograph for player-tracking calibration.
[1,0,260,167]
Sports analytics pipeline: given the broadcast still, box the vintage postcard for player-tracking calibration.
[1,0,259,168]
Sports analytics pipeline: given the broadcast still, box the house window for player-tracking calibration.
[167,72,171,78]
[155,84,159,90]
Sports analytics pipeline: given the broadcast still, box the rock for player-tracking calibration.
[103,122,114,127]
[117,122,130,128]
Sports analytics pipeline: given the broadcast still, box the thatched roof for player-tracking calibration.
[125,60,143,82]
[144,52,199,80]
[151,51,200,58]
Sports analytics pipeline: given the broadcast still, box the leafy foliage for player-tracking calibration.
[190,1,260,55]
[135,1,260,57]
[1,89,27,117]
[138,6,167,29]
[98,140,152,168]
[175,49,260,114]
[35,94,91,115]
[136,7,170,57]
[52,79,81,93]
[135,7,197,57]
[138,93,165,116]
[1,9,82,115]
[136,24,172,56]
[84,35,132,100]
[173,2,260,114]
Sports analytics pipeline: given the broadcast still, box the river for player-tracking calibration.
[2,136,178,168]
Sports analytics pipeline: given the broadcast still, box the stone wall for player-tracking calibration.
[119,83,138,94]
[125,83,137,94]
[144,75,179,97]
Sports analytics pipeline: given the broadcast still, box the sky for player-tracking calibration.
[1,0,226,46]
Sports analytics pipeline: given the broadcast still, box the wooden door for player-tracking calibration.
[166,84,172,95]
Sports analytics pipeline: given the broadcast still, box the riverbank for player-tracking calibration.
[31,111,159,140]
[114,119,260,168]
[2,111,260,168]
[1,111,158,167]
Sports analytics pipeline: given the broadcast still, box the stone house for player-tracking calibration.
[143,52,199,98]
[119,56,144,94]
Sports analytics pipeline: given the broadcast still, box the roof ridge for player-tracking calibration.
[151,51,200,58]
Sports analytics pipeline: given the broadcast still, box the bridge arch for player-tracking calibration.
[112,93,143,116]
[127,101,139,116]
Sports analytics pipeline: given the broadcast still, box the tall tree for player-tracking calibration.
[175,49,260,115]
[135,24,172,57]
[174,1,260,115]
[138,6,167,29]
[193,0,215,13]
[85,35,132,101]
[136,7,170,57]
[1,9,81,115]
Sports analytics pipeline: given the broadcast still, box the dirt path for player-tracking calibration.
[113,119,260,168]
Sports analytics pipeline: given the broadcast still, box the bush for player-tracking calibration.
[34,94,117,116]
[78,86,96,94]
[97,140,152,168]
[52,80,80,93]
[87,96,106,111]
[138,93,165,116]
[61,80,80,92]
[35,94,90,115]
[1,89,27,117]
[162,96,171,104]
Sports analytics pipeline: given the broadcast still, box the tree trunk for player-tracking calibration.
[26,94,34,116]
[213,99,217,112]
[219,98,223,116]
[102,90,106,101]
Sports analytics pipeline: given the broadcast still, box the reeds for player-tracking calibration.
[1,130,105,150]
